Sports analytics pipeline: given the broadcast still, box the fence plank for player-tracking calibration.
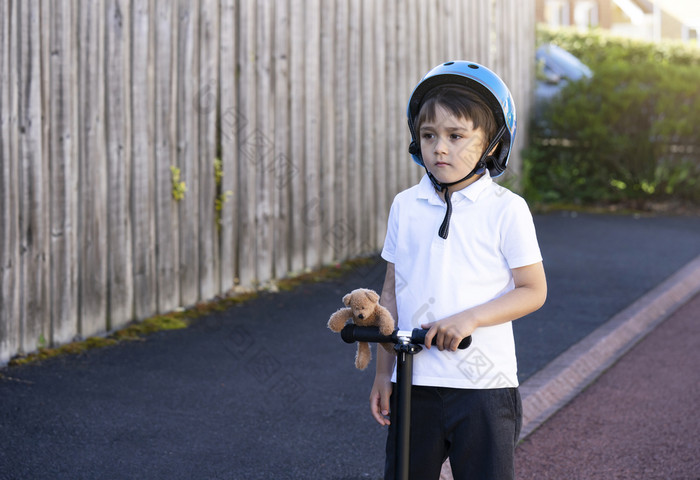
[303,0,321,268]
[319,0,335,264]
[404,0,419,189]
[384,0,397,201]
[345,0,361,259]
[77,0,107,337]
[394,0,407,193]
[463,0,475,59]
[524,0,536,170]
[218,0,237,292]
[255,0,274,283]
[236,0,257,285]
[48,0,79,345]
[450,0,461,60]
[511,0,535,182]
[130,0,156,320]
[426,0,438,69]
[482,0,492,64]
[176,0,200,306]
[359,0,374,255]
[331,0,348,262]
[392,0,406,196]
[373,0,387,252]
[104,0,133,330]
[198,0,220,299]
[0,0,20,363]
[16,0,49,351]
[416,1,428,83]
[288,0,304,272]
[272,0,290,278]
[8,0,19,352]
[153,0,179,314]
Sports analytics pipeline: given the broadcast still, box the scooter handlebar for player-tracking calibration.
[340,324,472,350]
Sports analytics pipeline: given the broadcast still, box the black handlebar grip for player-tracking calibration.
[409,328,472,350]
[340,324,471,350]
[340,324,394,344]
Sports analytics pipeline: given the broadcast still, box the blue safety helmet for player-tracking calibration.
[407,61,517,177]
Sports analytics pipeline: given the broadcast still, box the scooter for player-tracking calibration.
[340,324,472,480]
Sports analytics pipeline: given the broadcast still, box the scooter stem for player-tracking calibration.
[394,339,422,480]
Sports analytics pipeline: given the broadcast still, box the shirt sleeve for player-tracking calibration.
[499,196,543,269]
[381,199,398,264]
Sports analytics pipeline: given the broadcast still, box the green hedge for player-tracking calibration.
[525,27,700,206]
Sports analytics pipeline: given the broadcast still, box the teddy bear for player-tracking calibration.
[327,288,395,370]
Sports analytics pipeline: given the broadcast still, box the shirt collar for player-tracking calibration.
[417,171,493,206]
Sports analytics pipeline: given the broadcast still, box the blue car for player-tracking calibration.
[533,43,593,131]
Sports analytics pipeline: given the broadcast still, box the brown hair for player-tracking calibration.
[415,85,497,148]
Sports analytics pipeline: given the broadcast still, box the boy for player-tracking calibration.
[370,61,547,479]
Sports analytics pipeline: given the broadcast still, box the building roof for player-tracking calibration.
[652,0,700,29]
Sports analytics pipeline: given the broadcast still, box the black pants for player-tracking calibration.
[384,386,522,480]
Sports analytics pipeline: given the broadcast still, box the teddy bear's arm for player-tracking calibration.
[327,307,353,332]
[376,305,396,336]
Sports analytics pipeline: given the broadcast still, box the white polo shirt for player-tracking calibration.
[381,172,542,389]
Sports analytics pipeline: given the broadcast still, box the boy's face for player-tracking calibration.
[419,105,488,191]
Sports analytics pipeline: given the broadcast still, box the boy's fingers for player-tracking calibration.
[372,405,390,426]
[448,338,459,352]
[421,323,436,348]
[381,406,391,424]
[371,408,382,424]
[428,326,445,350]
[370,391,391,426]
[370,397,381,423]
[380,389,391,425]
[434,332,446,350]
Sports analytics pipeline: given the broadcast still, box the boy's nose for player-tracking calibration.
[434,137,448,155]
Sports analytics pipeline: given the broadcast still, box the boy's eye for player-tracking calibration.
[421,133,435,140]
[450,133,462,140]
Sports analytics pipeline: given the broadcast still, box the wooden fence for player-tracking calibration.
[0,0,534,364]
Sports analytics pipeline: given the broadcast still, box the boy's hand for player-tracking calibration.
[422,313,477,352]
[369,375,392,426]
[422,263,547,351]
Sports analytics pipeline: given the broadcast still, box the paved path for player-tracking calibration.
[515,292,700,479]
[1,212,699,480]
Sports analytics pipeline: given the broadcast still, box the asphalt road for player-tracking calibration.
[1,212,699,480]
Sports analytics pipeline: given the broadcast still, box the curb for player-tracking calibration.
[518,253,700,441]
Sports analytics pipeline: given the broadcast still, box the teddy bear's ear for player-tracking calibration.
[365,289,379,303]
[342,293,352,306]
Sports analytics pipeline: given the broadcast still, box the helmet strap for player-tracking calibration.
[482,124,508,173]
[427,159,486,239]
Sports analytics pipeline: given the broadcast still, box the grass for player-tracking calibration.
[7,315,189,368]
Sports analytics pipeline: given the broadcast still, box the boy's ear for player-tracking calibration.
[342,294,352,306]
